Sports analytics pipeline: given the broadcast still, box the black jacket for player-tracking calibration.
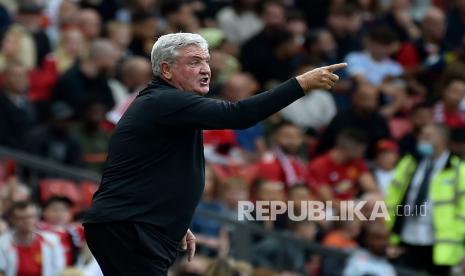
[84,77,304,245]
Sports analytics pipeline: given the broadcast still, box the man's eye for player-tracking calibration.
[190,60,200,66]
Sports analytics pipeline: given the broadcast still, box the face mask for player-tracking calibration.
[417,142,434,157]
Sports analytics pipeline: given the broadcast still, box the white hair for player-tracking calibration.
[151,33,209,77]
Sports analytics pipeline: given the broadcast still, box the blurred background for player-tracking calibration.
[0,0,465,275]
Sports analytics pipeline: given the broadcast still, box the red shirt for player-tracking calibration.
[307,152,367,200]
[14,234,43,276]
[258,152,307,188]
[38,222,84,266]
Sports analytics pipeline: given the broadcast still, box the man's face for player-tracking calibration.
[275,125,304,155]
[365,225,390,257]
[12,206,38,234]
[4,65,29,94]
[353,84,379,115]
[443,80,465,107]
[340,141,367,161]
[418,124,444,153]
[257,181,285,201]
[43,202,72,225]
[411,107,433,132]
[166,45,211,95]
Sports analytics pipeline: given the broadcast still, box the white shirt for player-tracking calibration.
[374,168,394,196]
[345,52,403,86]
[280,89,337,129]
[343,249,397,276]
[401,151,450,245]
[217,7,263,45]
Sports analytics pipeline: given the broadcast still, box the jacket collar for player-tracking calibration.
[148,77,176,89]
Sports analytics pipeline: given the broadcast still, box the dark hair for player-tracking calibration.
[443,75,465,88]
[7,201,37,219]
[272,120,297,134]
[43,196,74,209]
[258,0,285,15]
[337,128,369,146]
[131,12,156,24]
[366,25,398,44]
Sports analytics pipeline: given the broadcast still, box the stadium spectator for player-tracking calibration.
[342,223,396,276]
[27,101,82,166]
[52,39,118,117]
[281,64,337,130]
[216,0,263,45]
[106,56,152,126]
[69,101,110,172]
[398,102,433,156]
[308,128,379,207]
[106,20,132,56]
[78,8,102,44]
[317,82,391,158]
[0,177,31,214]
[221,73,266,157]
[191,166,229,257]
[326,4,364,61]
[386,123,465,275]
[445,0,465,47]
[16,2,52,68]
[128,12,158,58]
[433,76,465,128]
[0,24,36,71]
[0,61,37,149]
[322,217,360,250]
[252,220,318,274]
[0,201,65,276]
[371,139,400,195]
[258,121,307,188]
[39,196,84,266]
[52,28,85,74]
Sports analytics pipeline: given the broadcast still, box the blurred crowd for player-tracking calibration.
[1,0,465,275]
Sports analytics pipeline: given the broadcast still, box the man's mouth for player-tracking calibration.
[200,77,209,86]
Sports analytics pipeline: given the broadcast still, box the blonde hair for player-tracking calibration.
[0,24,36,71]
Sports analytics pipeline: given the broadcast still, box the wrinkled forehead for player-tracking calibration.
[177,45,210,60]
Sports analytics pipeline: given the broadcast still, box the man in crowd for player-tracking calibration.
[259,121,307,188]
[0,61,37,149]
[0,201,65,276]
[308,128,379,208]
[386,123,465,275]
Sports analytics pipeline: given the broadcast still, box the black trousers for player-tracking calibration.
[393,243,451,276]
[84,221,179,276]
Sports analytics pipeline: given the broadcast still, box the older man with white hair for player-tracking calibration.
[83,32,346,275]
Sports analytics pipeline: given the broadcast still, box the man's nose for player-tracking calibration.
[200,62,210,75]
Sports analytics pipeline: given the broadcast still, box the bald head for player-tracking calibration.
[352,83,379,115]
[88,39,120,75]
[120,57,152,91]
[422,7,446,41]
[222,73,258,102]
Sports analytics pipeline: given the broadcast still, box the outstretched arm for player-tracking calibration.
[157,63,347,130]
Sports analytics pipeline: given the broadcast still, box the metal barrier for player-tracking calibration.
[0,146,430,276]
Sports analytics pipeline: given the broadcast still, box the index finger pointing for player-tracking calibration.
[323,63,348,72]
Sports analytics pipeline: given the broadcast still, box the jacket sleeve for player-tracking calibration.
[155,78,305,130]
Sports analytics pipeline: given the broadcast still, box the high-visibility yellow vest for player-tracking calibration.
[385,154,465,266]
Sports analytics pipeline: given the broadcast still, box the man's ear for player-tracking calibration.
[160,62,172,80]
